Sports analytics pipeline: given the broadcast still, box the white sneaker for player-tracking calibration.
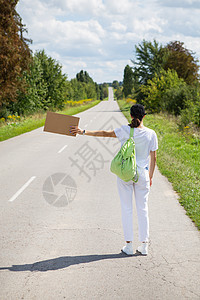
[137,243,148,255]
[121,242,133,255]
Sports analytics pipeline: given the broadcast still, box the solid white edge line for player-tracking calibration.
[8,176,36,202]
[58,145,68,153]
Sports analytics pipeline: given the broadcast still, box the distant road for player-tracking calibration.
[0,87,200,299]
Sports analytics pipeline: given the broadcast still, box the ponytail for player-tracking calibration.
[128,117,141,128]
[129,103,146,127]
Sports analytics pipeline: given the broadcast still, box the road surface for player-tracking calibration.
[0,87,200,299]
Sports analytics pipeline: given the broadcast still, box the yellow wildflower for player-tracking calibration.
[126,98,136,105]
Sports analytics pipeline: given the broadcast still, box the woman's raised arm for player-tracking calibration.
[70,126,117,138]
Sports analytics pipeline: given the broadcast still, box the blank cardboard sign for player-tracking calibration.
[43,111,80,137]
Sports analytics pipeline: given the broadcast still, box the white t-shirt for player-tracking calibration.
[114,125,158,168]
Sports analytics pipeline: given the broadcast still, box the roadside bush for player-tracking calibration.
[140,69,184,113]
[162,81,189,115]
[140,68,200,126]
[179,99,200,128]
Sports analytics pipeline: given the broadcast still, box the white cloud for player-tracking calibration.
[25,17,106,57]
[158,0,200,9]
[16,0,200,83]
[51,0,105,15]
[132,17,166,34]
[110,22,127,32]
[104,0,137,14]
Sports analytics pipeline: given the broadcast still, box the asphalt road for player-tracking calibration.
[0,87,200,299]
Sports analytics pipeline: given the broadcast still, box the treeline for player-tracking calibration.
[2,50,106,118]
[121,40,200,128]
[0,1,107,120]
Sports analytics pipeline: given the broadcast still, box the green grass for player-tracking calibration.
[0,100,101,142]
[117,99,200,230]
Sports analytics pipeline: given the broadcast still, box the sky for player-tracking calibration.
[16,0,200,83]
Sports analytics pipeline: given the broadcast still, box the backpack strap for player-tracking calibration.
[129,127,134,138]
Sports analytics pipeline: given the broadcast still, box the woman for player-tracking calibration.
[70,104,158,256]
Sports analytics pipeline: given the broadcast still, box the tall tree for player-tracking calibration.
[95,82,100,100]
[123,65,134,97]
[99,83,108,99]
[132,39,168,85]
[8,54,48,115]
[75,70,100,100]
[0,0,32,109]
[112,80,119,89]
[34,50,67,110]
[164,41,199,85]
[76,70,93,84]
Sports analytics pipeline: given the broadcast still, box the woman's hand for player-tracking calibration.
[70,126,83,135]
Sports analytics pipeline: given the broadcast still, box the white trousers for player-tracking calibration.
[117,166,150,242]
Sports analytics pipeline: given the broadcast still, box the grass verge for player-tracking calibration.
[117,99,200,230]
[0,100,101,142]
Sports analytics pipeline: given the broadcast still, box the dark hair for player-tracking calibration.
[128,104,146,128]
[129,117,141,128]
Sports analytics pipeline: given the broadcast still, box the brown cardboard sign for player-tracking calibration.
[43,111,80,137]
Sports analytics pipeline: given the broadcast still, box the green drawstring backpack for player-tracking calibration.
[110,127,139,182]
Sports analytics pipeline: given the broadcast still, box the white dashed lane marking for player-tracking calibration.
[8,176,36,202]
[58,145,68,153]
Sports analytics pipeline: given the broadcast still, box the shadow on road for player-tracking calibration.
[0,252,141,272]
